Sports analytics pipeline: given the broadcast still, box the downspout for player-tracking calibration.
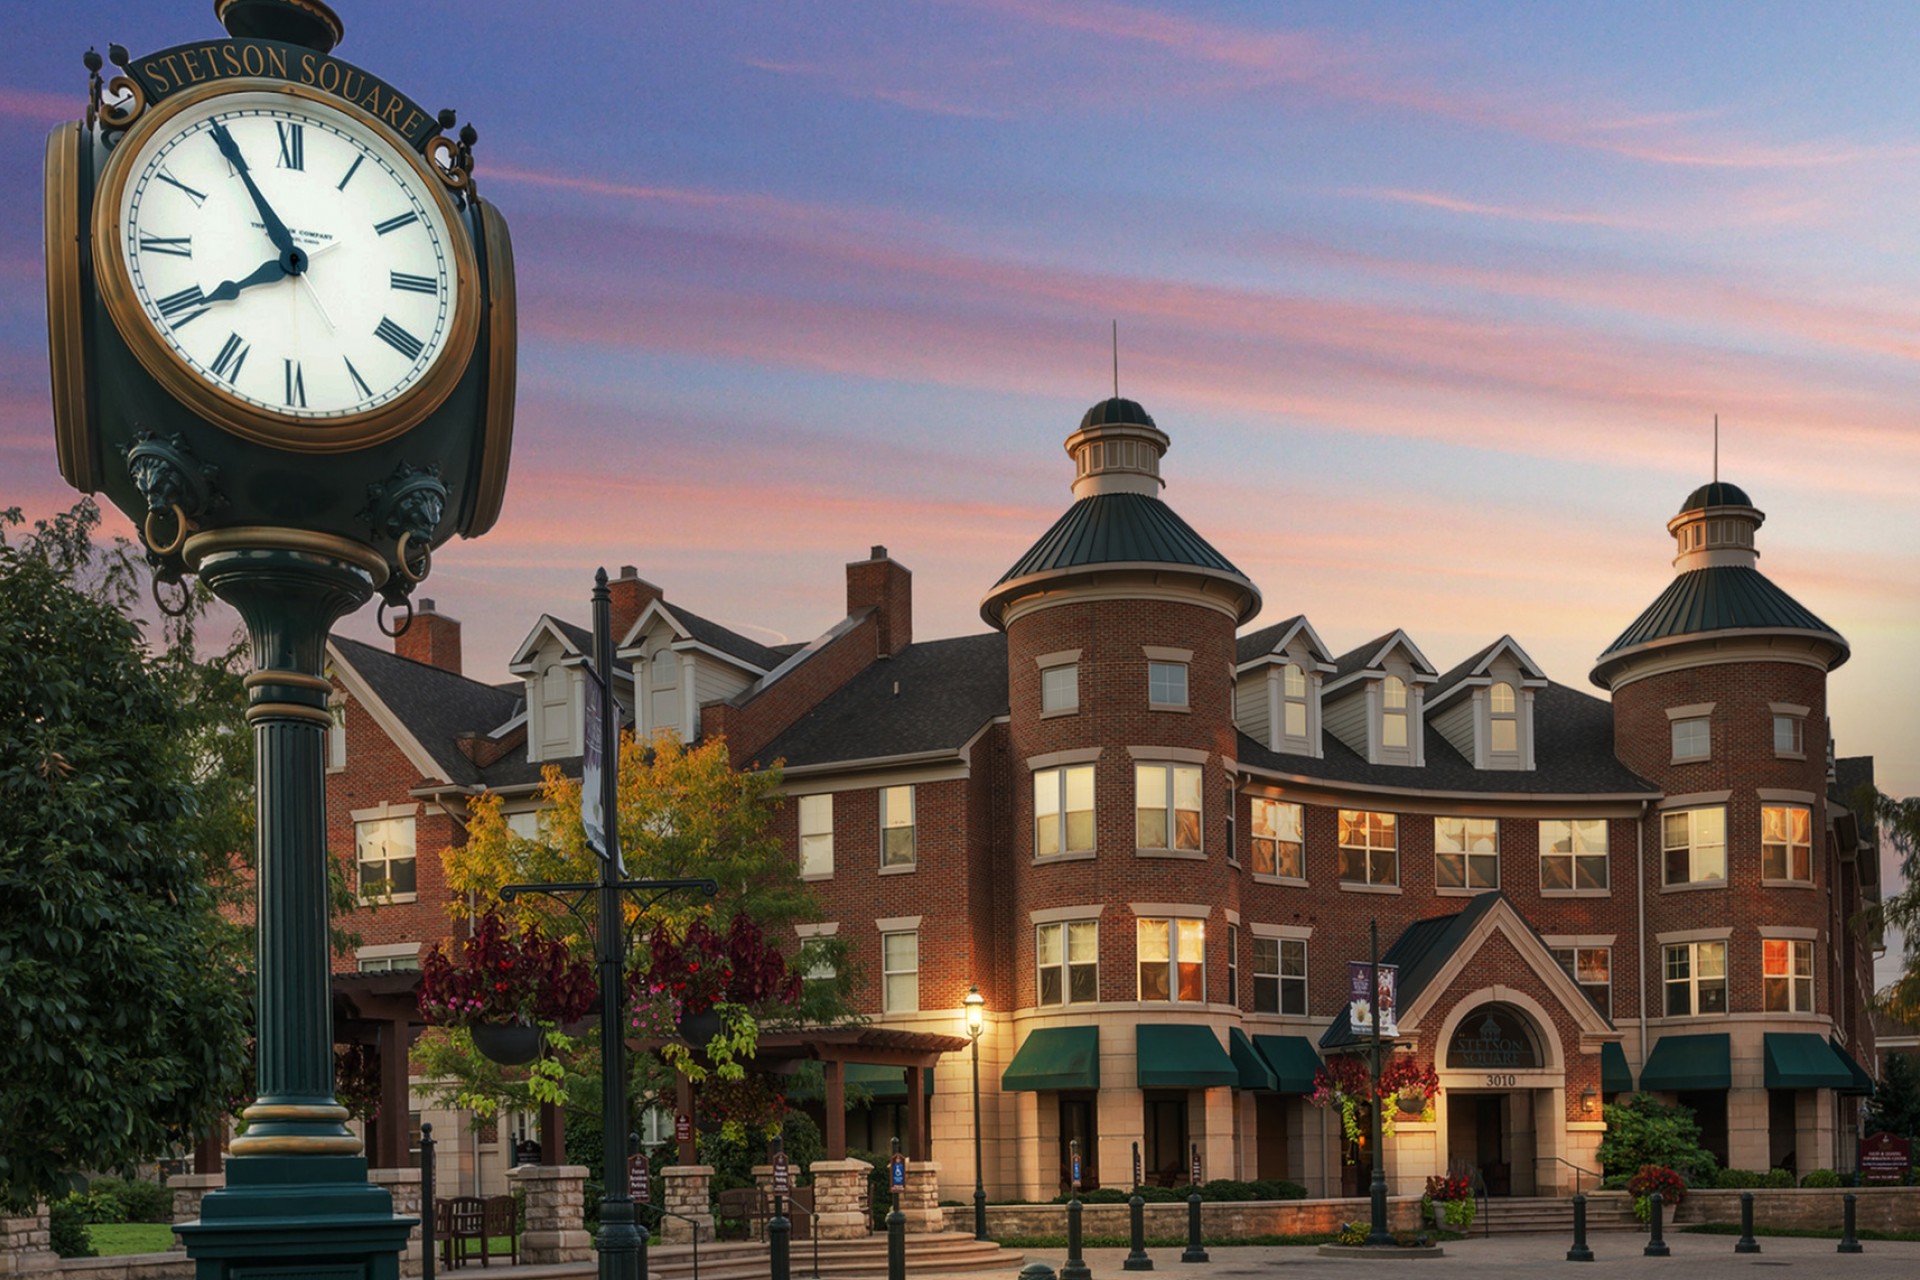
[1636,799,1650,1076]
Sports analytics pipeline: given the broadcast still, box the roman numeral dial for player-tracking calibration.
[109,89,469,429]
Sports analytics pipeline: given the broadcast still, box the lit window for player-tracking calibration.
[1149,661,1189,708]
[328,699,347,770]
[357,953,422,974]
[1038,920,1099,1006]
[1137,917,1205,1002]
[1664,941,1727,1016]
[1762,939,1813,1012]
[1435,816,1500,890]
[1671,716,1710,761]
[1136,763,1202,852]
[1662,808,1726,886]
[1489,681,1517,754]
[1382,676,1408,748]
[799,793,833,878]
[882,931,919,1012]
[1551,946,1611,1017]
[1035,765,1096,858]
[1337,809,1397,886]
[880,785,915,869]
[1226,925,1239,1005]
[1251,799,1304,879]
[1041,664,1080,714]
[1761,805,1812,882]
[356,814,417,901]
[1282,663,1308,738]
[1539,819,1609,892]
[1253,937,1307,1015]
[1773,715,1804,756]
[505,810,541,840]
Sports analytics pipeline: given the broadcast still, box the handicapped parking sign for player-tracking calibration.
[890,1154,906,1190]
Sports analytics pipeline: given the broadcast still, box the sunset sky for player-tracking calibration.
[5,0,1918,851]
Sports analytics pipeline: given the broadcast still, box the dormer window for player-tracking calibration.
[1489,682,1517,753]
[1382,676,1408,748]
[1282,663,1308,737]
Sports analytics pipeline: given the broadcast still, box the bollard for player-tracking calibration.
[769,1135,791,1280]
[1020,1265,1060,1280]
[421,1123,437,1280]
[1734,1191,1760,1255]
[1643,1191,1669,1258]
[887,1139,906,1280]
[1838,1192,1862,1254]
[1565,1191,1593,1263]
[1124,1143,1152,1272]
[1062,1139,1092,1280]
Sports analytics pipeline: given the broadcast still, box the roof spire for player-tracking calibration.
[1713,413,1719,483]
[1112,319,1119,400]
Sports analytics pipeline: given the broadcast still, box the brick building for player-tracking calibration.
[323,395,1882,1199]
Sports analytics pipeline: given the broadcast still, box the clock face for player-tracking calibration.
[106,87,470,430]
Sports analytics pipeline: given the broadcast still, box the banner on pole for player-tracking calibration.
[1347,959,1398,1038]
[582,664,607,859]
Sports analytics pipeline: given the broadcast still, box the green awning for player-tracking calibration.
[1830,1037,1875,1096]
[1228,1027,1277,1091]
[1252,1035,1324,1094]
[1640,1033,1732,1091]
[1601,1042,1634,1094]
[1136,1024,1239,1089]
[1764,1033,1853,1090]
[1003,1027,1100,1092]
[787,1063,934,1102]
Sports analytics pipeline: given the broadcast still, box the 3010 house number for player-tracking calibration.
[1484,1073,1517,1087]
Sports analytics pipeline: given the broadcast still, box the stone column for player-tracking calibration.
[0,1203,54,1275]
[900,1161,943,1234]
[507,1165,593,1265]
[367,1169,423,1276]
[658,1165,714,1244]
[170,1174,227,1252]
[809,1159,873,1240]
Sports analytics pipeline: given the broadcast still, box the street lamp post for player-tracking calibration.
[1365,918,1392,1248]
[964,985,987,1241]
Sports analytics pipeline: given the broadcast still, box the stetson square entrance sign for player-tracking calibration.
[43,3,515,1279]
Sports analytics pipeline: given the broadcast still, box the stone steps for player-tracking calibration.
[1464,1195,1641,1237]
[504,1232,1021,1280]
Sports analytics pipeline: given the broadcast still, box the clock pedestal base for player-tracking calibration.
[176,1155,414,1280]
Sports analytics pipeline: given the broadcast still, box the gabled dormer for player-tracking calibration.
[507,616,594,764]
[1320,630,1438,766]
[616,599,785,742]
[1234,615,1336,757]
[1426,636,1548,771]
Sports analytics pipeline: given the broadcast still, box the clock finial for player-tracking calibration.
[215,0,344,55]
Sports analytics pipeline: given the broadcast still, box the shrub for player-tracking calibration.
[1713,1168,1766,1189]
[76,1188,127,1224]
[1599,1095,1717,1183]
[89,1178,171,1224]
[1765,1169,1794,1189]
[48,1198,93,1258]
[1335,1220,1369,1246]
[1801,1169,1841,1188]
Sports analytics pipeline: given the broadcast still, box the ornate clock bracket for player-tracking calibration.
[360,460,449,637]
[120,430,224,613]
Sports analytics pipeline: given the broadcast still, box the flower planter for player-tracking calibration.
[676,1007,724,1047]
[471,1022,545,1066]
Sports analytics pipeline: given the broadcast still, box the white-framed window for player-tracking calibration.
[1253,936,1307,1015]
[801,937,837,982]
[639,1105,674,1149]
[505,810,542,840]
[1664,940,1727,1016]
[1550,946,1611,1017]
[1435,816,1499,890]
[1137,917,1205,1002]
[1038,920,1099,1006]
[1671,716,1710,761]
[356,814,417,901]
[1382,676,1408,748]
[1251,799,1304,879]
[356,943,422,974]
[328,698,347,770]
[1761,805,1812,882]
[1662,807,1726,886]
[1149,661,1189,708]
[1489,681,1517,753]
[1135,763,1202,852]
[1035,765,1096,858]
[880,785,915,869]
[1762,938,1813,1012]
[1337,809,1398,886]
[799,793,834,878]
[1773,714,1804,757]
[882,930,919,1012]
[1226,925,1239,1005]
[1282,663,1308,738]
[1540,819,1609,892]
[1041,664,1080,714]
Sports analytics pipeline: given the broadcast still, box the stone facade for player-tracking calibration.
[166,1176,223,1253]
[366,1169,422,1276]
[809,1159,875,1240]
[899,1162,943,1234]
[657,1165,715,1244]
[506,1165,593,1264]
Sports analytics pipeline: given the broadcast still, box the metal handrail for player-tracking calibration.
[640,1204,699,1280]
[1533,1154,1605,1196]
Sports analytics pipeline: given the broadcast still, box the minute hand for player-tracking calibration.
[208,120,295,259]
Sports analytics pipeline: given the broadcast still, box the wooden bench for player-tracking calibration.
[436,1194,519,1268]
[714,1187,767,1241]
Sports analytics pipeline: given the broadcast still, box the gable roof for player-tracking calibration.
[753,632,1010,771]
[1427,635,1549,710]
[622,598,786,672]
[1326,629,1439,691]
[1236,615,1336,668]
[1322,894,1509,1049]
[329,636,523,787]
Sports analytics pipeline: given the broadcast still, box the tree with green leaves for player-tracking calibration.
[1859,788,1920,1021]
[0,502,253,1209]
[1865,1051,1920,1139]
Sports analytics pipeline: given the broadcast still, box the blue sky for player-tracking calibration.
[5,2,1918,842]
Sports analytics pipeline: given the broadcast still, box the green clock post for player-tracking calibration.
[43,3,517,1278]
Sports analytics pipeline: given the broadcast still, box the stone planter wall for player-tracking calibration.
[1,1203,53,1276]
[1675,1187,1920,1232]
[658,1165,715,1244]
[507,1165,593,1264]
[937,1195,1424,1239]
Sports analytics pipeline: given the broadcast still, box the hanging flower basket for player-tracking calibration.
[471,1022,546,1066]
[675,1006,726,1047]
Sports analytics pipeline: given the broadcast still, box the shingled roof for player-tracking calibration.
[330,636,522,787]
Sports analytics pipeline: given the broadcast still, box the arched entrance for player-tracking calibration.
[1441,1002,1552,1197]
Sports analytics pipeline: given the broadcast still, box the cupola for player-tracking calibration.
[1064,397,1169,498]
[1667,481,1763,571]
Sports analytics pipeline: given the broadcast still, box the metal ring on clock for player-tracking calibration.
[376,596,414,639]
[395,531,432,583]
[143,503,190,557]
[425,135,469,189]
[152,574,192,620]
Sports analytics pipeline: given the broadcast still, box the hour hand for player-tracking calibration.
[203,257,288,304]
[208,120,296,258]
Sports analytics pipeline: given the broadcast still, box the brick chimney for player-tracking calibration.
[609,565,663,645]
[396,598,462,674]
[846,546,912,657]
